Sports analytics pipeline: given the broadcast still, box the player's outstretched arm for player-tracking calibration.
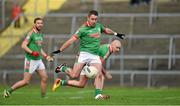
[104,28,125,39]
[51,36,77,55]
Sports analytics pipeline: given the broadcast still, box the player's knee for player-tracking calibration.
[96,73,101,78]
[42,76,48,82]
[71,73,79,79]
[23,80,30,85]
[102,75,105,80]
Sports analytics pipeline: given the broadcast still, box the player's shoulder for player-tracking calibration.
[100,44,110,50]
[96,22,104,26]
[77,24,88,32]
[26,30,34,37]
[100,44,110,47]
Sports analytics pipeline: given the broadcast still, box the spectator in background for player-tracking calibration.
[130,0,151,7]
[141,0,151,5]
[22,8,28,24]
[130,0,140,7]
[12,4,21,28]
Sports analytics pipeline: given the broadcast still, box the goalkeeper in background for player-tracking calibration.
[3,17,53,98]
[52,40,122,99]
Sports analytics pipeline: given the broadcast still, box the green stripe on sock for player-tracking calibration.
[61,66,68,72]
[95,89,102,97]
[61,80,67,85]
[7,88,13,94]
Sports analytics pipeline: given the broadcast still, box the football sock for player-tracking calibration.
[7,88,13,94]
[95,89,102,96]
[61,66,70,73]
[61,80,68,85]
[41,92,46,98]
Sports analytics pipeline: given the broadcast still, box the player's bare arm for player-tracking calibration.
[51,35,77,55]
[60,35,77,51]
[21,39,33,54]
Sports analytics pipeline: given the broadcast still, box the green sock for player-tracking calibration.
[7,88,13,94]
[95,89,102,97]
[61,80,68,86]
[61,66,70,73]
[41,92,46,98]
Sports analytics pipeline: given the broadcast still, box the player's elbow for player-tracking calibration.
[21,42,26,49]
[23,80,30,85]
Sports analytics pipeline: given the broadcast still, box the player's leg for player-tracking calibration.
[66,69,88,88]
[78,51,107,99]
[98,67,112,90]
[90,61,110,99]
[3,58,35,98]
[99,67,106,90]
[55,62,85,78]
[69,51,97,78]
[52,61,85,91]
[70,62,86,78]
[90,63,103,97]
[93,71,110,100]
[11,72,32,90]
[52,71,88,91]
[97,73,105,90]
[3,72,32,98]
[55,63,71,74]
[65,75,88,88]
[55,54,79,76]
[36,69,48,98]
[36,60,48,98]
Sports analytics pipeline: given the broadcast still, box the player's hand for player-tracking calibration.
[31,51,39,57]
[46,55,54,62]
[51,50,61,56]
[115,33,125,39]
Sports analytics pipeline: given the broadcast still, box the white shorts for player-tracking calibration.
[24,58,45,74]
[78,51,101,64]
[78,51,101,76]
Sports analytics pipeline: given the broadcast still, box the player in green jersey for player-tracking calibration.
[52,40,121,99]
[3,17,54,98]
[51,10,125,99]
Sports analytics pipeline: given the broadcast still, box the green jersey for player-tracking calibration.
[24,28,44,60]
[98,44,112,61]
[74,22,105,55]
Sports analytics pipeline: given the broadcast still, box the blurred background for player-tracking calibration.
[0,0,180,88]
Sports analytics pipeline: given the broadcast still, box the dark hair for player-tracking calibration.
[88,10,98,17]
[34,17,43,23]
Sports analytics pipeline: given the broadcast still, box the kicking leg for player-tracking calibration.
[67,75,88,88]
[52,75,88,91]
[55,62,85,79]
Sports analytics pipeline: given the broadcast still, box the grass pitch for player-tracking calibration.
[1,85,180,105]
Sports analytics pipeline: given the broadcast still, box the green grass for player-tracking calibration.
[1,86,180,105]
